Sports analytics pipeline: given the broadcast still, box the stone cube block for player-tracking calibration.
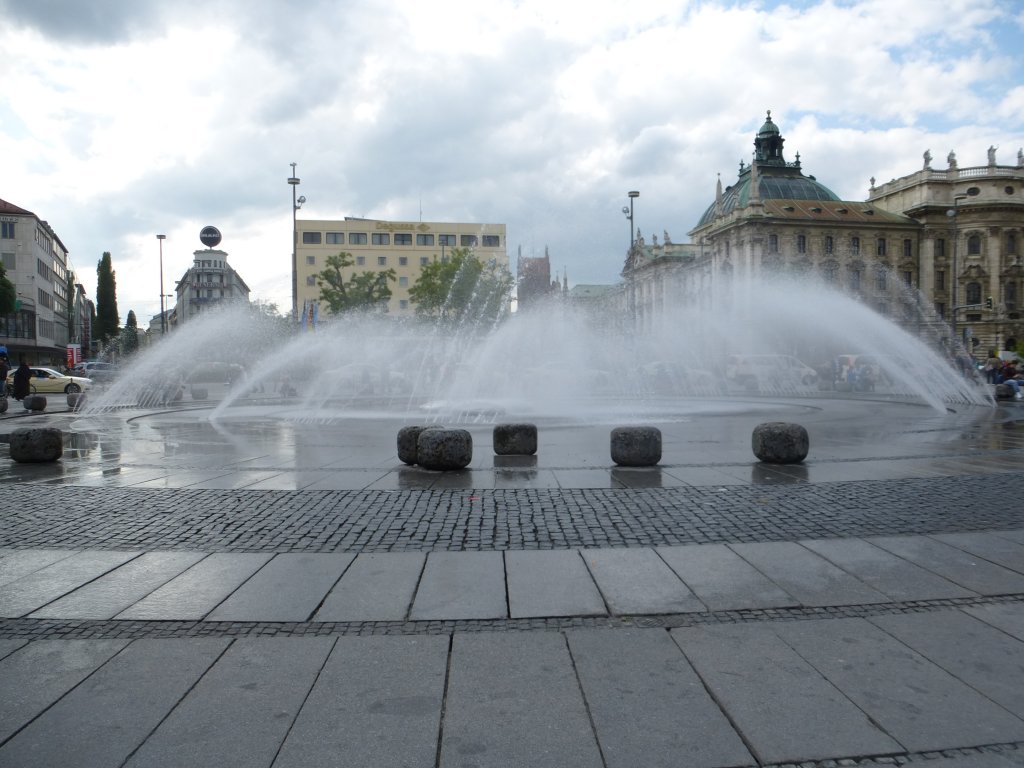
[493,423,538,456]
[752,421,809,464]
[417,428,473,471]
[610,426,662,467]
[10,427,63,463]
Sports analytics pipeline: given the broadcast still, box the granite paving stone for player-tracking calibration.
[566,628,753,768]
[965,602,1024,642]
[0,638,27,661]
[505,549,606,618]
[728,541,891,606]
[0,549,79,587]
[440,631,604,768]
[869,535,1024,595]
[581,548,705,615]
[774,617,1024,751]
[800,537,977,601]
[29,551,207,619]
[656,543,798,611]
[314,551,425,622]
[0,550,141,617]
[124,637,335,768]
[0,639,128,743]
[116,553,274,620]
[273,635,448,768]
[870,609,1024,718]
[671,622,903,764]
[205,552,354,622]
[0,637,229,768]
[930,532,1024,574]
[409,550,507,620]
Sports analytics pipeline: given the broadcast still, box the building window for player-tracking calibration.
[823,261,838,284]
[395,233,412,245]
[797,234,806,254]
[416,234,434,246]
[935,270,945,291]
[876,238,886,257]
[1,252,14,270]
[768,234,778,253]
[420,256,430,266]
[825,236,834,254]
[306,255,316,265]
[439,234,456,246]
[460,235,478,247]
[326,232,343,245]
[356,256,365,266]
[349,233,368,245]
[482,235,500,247]
[1008,233,1018,254]
[1006,282,1017,310]
[38,289,53,309]
[399,299,409,310]
[903,239,912,258]
[399,276,408,287]
[399,256,408,266]
[967,234,981,255]
[875,267,887,292]
[850,267,861,290]
[372,233,390,246]
[377,256,387,266]
[902,270,913,286]
[302,231,322,244]
[935,302,946,319]
[851,236,860,255]
[306,275,316,286]
[965,282,982,305]
[935,238,946,258]
[1,222,14,239]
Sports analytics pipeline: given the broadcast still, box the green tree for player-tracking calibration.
[407,247,513,328]
[315,252,396,314]
[0,261,14,315]
[95,252,120,344]
[121,310,139,355]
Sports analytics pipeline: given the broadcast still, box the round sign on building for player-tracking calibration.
[199,226,222,248]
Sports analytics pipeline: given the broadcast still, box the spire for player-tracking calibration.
[749,159,760,202]
[715,173,723,214]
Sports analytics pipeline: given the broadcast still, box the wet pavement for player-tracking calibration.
[1,395,1023,767]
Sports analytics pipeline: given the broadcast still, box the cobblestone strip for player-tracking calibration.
[2,593,1020,641]
[1,474,1023,551]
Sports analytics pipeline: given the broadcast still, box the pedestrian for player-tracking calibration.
[12,359,32,400]
[0,355,8,397]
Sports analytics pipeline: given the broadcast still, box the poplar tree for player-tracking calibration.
[95,252,120,343]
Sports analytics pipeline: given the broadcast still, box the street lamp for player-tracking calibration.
[622,190,640,249]
[288,163,306,322]
[945,194,968,346]
[157,234,166,335]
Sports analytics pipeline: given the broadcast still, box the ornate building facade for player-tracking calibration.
[622,113,1024,355]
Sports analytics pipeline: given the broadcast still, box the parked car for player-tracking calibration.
[71,361,119,383]
[7,367,92,394]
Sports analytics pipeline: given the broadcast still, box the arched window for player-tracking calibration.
[768,234,778,253]
[825,235,834,254]
[851,236,860,255]
[875,266,887,292]
[967,235,981,255]
[1008,232,1018,254]
[850,265,862,291]
[797,234,806,253]
[965,282,982,305]
[822,261,839,284]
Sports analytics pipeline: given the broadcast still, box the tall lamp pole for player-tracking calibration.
[945,194,968,347]
[622,190,640,248]
[157,234,166,335]
[288,163,305,323]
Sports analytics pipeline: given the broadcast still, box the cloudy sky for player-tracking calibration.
[2,0,1022,324]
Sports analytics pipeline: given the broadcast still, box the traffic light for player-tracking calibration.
[985,296,993,309]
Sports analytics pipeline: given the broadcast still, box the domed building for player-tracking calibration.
[621,112,1024,356]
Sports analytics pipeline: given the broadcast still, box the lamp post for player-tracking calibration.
[945,194,968,346]
[157,234,166,335]
[288,163,305,323]
[622,190,639,249]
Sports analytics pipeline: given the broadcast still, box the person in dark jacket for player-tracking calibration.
[12,359,32,400]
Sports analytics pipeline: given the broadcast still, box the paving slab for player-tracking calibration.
[871,609,1024,718]
[0,548,78,587]
[0,637,229,768]
[965,602,1024,642]
[440,632,603,768]
[800,537,977,601]
[671,622,902,764]
[0,639,128,743]
[29,551,207,619]
[314,551,425,622]
[273,635,448,768]
[0,638,28,661]
[206,553,354,622]
[656,543,798,611]
[566,628,752,768]
[116,552,274,620]
[505,549,606,618]
[728,541,890,606]
[996,529,1024,546]
[869,535,1024,595]
[931,532,1024,574]
[124,637,335,768]
[409,551,506,621]
[0,550,141,617]
[774,617,1024,751]
[581,548,704,615]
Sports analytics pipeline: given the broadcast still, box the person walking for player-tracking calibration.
[12,359,32,400]
[0,355,8,398]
